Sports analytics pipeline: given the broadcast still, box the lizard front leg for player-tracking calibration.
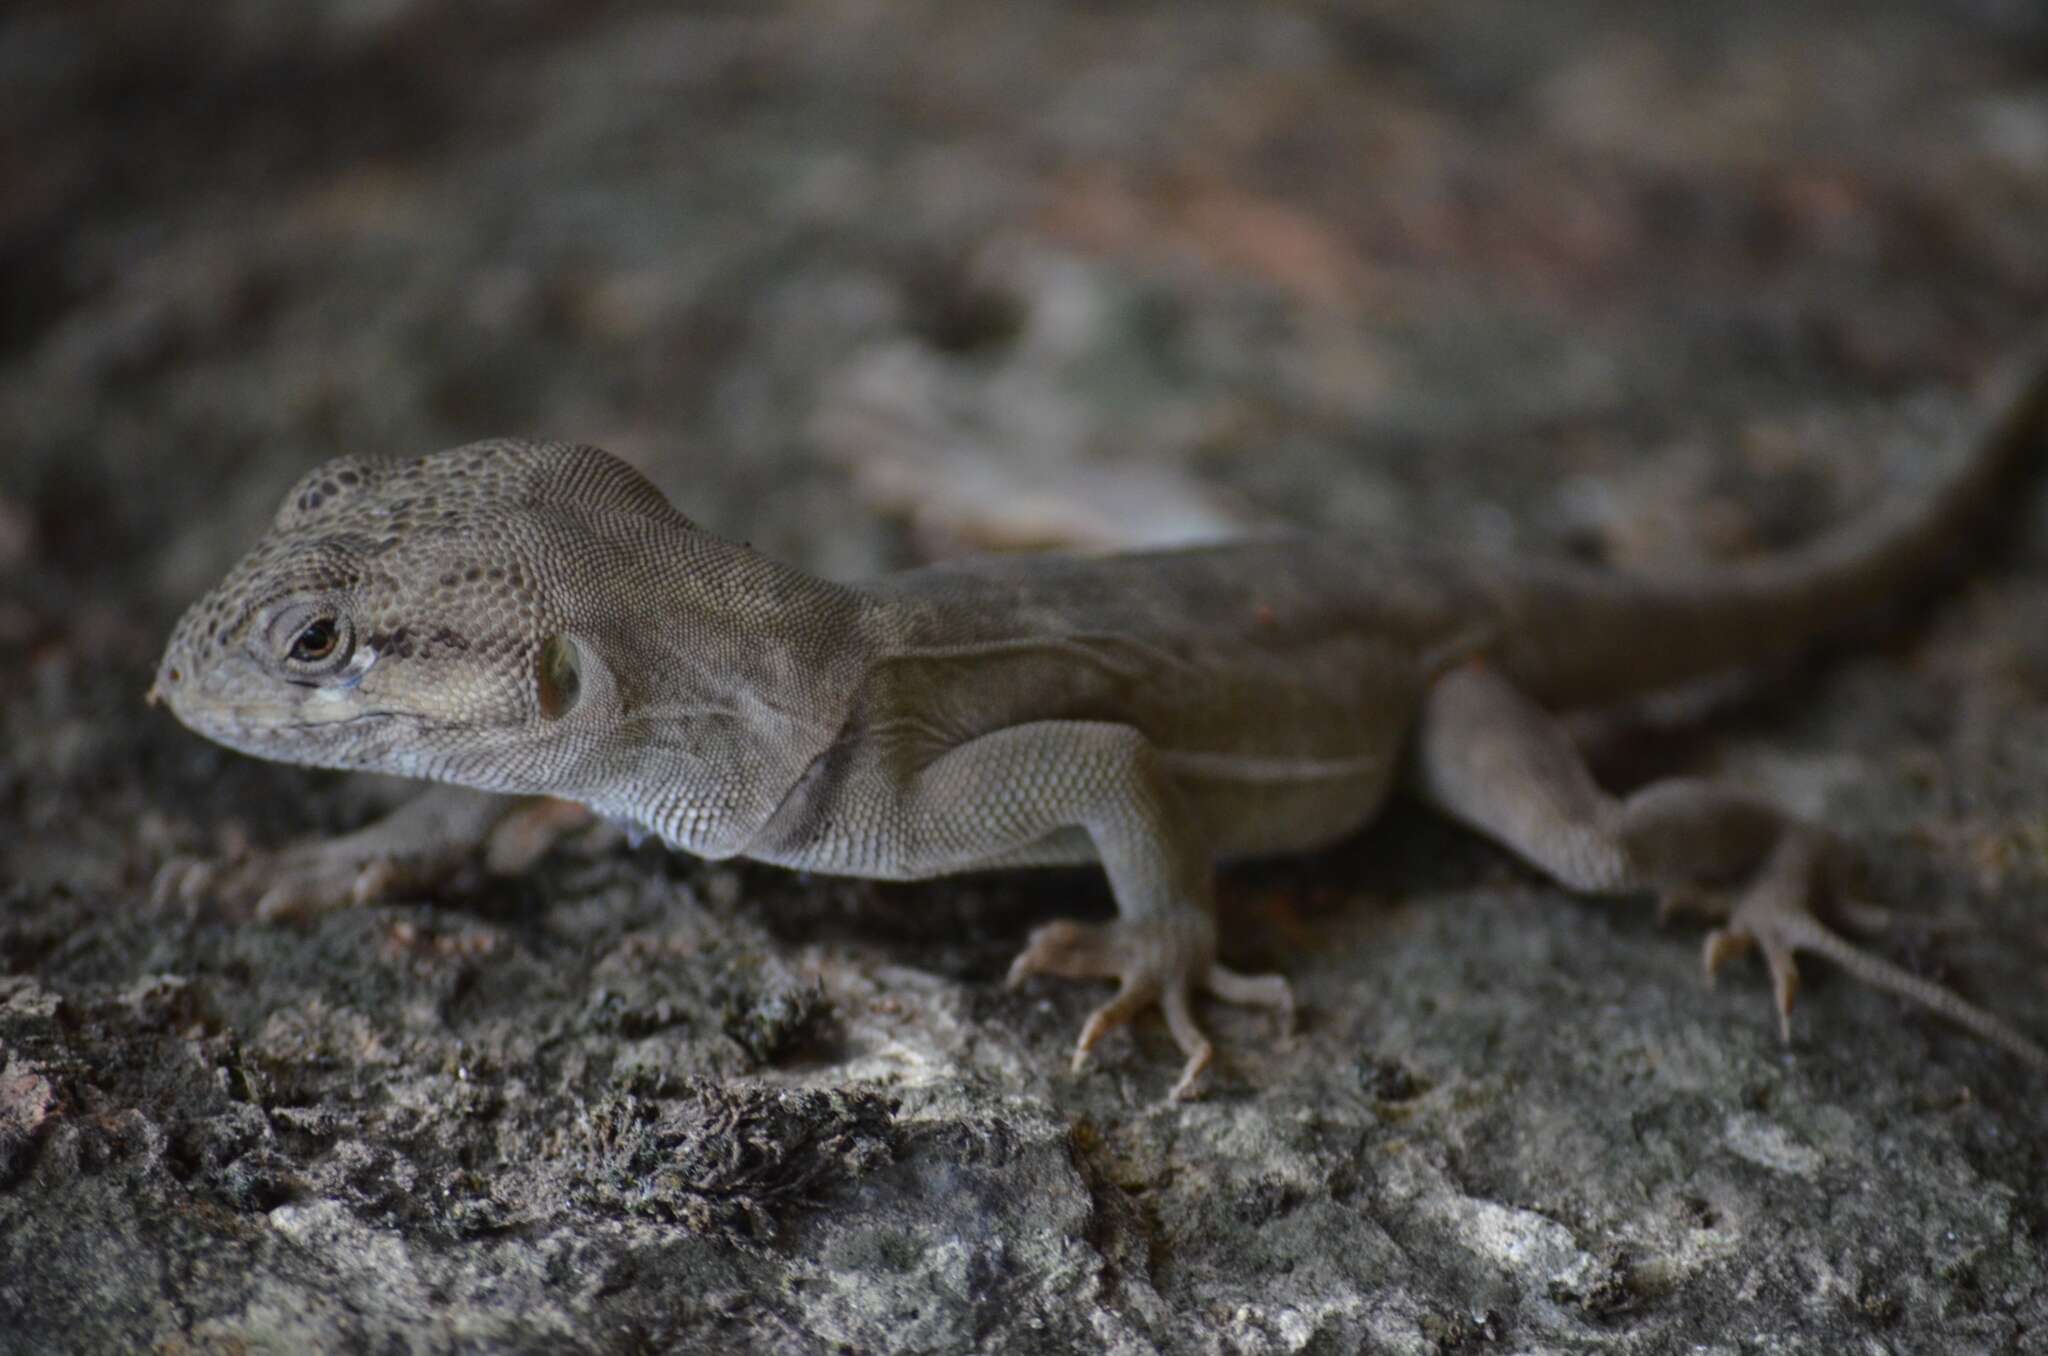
[152,785,593,919]
[1410,664,2047,1066]
[902,721,1293,1099]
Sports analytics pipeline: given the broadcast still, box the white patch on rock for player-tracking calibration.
[1721,1113,1824,1176]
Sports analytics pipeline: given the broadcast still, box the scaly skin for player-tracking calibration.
[153,348,2048,1096]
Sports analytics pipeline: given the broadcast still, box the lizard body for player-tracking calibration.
[153,350,2048,1095]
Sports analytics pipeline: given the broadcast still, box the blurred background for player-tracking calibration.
[9,0,2048,596]
[5,3,2048,1349]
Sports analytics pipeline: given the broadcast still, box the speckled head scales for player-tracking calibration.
[151,439,694,769]
[168,439,685,658]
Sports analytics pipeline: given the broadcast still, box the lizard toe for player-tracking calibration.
[1065,974,1216,1101]
[1072,975,1159,1072]
[212,840,416,920]
[1008,919,1126,986]
[483,796,596,875]
[1159,983,1215,1100]
[1702,839,1816,1042]
[1203,965,1295,1037]
[149,856,214,911]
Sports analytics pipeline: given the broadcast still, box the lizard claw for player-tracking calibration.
[1703,922,1800,1043]
[1701,833,1830,1044]
[1007,917,1293,1099]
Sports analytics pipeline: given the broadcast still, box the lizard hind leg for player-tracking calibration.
[1410,664,2048,1067]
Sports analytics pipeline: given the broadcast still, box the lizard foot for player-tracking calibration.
[151,839,409,921]
[149,787,556,922]
[1699,833,2047,1067]
[1006,918,1294,1100]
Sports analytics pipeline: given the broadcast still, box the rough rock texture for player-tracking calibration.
[5,2,2048,1352]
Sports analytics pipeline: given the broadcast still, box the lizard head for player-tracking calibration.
[151,439,695,787]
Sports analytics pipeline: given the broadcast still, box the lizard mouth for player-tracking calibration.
[172,704,427,774]
[281,710,401,730]
[166,695,408,747]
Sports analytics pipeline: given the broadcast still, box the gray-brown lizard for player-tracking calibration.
[150,350,2048,1097]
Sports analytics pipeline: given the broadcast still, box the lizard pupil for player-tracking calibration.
[290,618,338,663]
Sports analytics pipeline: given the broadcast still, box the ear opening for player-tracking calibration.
[537,633,584,719]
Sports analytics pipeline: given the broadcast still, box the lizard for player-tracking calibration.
[149,348,2048,1098]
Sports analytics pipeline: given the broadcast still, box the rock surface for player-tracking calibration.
[4,2,2047,1352]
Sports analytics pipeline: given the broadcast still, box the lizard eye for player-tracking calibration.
[271,606,355,675]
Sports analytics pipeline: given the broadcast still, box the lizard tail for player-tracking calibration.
[1492,338,2048,706]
